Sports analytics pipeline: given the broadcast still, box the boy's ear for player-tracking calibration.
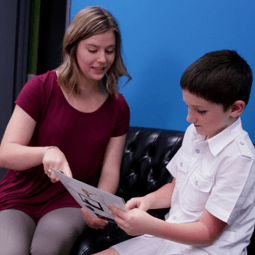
[230,100,246,117]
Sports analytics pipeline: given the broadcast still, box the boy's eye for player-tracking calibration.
[197,110,207,114]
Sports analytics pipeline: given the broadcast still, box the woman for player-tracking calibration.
[0,6,131,255]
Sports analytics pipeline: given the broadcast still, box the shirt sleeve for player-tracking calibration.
[166,124,193,178]
[111,94,130,137]
[206,154,255,224]
[15,75,46,122]
[166,150,180,179]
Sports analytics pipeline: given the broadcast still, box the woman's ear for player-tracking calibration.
[230,100,246,117]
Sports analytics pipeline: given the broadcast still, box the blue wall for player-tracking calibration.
[71,0,255,141]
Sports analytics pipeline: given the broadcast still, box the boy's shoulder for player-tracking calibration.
[183,120,255,160]
[235,134,255,159]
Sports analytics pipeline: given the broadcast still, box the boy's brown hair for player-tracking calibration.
[180,50,253,111]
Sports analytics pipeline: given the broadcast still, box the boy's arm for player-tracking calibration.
[149,208,227,246]
[126,179,176,211]
[110,206,227,247]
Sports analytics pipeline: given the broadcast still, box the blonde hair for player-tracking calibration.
[58,6,131,96]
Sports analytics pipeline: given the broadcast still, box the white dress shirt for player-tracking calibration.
[163,117,255,255]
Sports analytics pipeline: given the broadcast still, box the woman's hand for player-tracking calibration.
[81,208,108,229]
[42,147,72,183]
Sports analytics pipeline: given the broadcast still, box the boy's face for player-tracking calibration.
[182,89,236,139]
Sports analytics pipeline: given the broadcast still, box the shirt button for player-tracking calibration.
[180,162,183,167]
[195,149,200,154]
[195,181,198,186]
[240,141,245,145]
[172,216,177,220]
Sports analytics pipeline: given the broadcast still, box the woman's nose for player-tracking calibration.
[97,52,106,63]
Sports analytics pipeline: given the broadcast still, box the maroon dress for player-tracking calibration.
[0,71,130,223]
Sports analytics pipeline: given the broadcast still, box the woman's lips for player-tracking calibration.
[92,67,106,74]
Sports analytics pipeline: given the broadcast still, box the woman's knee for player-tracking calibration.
[0,209,35,255]
[31,208,87,255]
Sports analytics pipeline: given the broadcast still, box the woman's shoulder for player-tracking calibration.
[108,93,127,105]
[15,71,59,120]
[28,70,57,85]
[105,93,129,113]
[22,71,58,96]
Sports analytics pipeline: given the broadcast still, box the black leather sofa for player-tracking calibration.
[69,126,254,254]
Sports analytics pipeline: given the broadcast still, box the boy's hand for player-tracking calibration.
[81,208,108,230]
[109,205,153,236]
[126,196,151,212]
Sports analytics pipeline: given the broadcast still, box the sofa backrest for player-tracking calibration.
[116,127,184,218]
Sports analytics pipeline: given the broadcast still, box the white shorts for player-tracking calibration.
[112,235,164,255]
[111,234,208,255]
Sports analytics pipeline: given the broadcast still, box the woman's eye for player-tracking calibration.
[106,50,115,54]
[88,50,97,53]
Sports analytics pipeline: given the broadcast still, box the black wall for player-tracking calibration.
[37,0,68,74]
[0,0,68,180]
[0,0,30,180]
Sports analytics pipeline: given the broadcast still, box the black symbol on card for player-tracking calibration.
[79,193,104,211]
[85,205,94,212]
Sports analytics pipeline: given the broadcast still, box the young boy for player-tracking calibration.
[94,50,255,255]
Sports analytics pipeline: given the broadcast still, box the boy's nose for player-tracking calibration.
[186,111,196,123]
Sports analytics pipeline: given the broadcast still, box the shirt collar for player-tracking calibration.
[192,130,206,143]
[206,117,243,156]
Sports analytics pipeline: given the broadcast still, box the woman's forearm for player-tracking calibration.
[97,135,126,194]
[97,169,120,194]
[0,105,45,171]
[0,144,46,170]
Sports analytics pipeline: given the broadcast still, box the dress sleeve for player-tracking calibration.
[15,75,45,122]
[111,94,130,137]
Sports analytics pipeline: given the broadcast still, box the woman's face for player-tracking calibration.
[76,30,116,84]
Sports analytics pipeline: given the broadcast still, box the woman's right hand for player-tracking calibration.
[81,208,108,229]
[42,147,72,183]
